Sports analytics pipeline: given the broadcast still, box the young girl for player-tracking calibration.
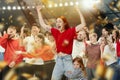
[65,57,87,80]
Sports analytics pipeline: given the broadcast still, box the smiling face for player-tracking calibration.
[31,26,40,36]
[89,33,97,44]
[56,18,65,32]
[102,28,108,37]
[73,61,80,69]
[77,30,86,41]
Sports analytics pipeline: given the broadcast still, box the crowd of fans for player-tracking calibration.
[0,5,120,80]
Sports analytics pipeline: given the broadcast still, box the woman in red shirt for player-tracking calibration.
[36,5,86,80]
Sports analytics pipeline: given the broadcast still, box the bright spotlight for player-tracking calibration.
[54,3,58,7]
[32,6,35,9]
[7,6,11,10]
[82,0,101,9]
[22,6,25,9]
[59,3,63,7]
[42,5,45,8]
[70,2,74,6]
[27,6,30,9]
[64,2,68,6]
[2,7,6,10]
[48,4,52,8]
[12,6,16,10]
[17,6,21,10]
[75,2,79,5]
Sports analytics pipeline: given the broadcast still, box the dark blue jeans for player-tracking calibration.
[112,65,120,80]
[117,57,120,65]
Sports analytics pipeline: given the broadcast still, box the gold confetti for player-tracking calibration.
[10,20,13,23]
[113,17,119,22]
[105,68,114,80]
[29,12,33,15]
[17,16,25,24]
[117,0,120,10]
[21,73,32,78]
[109,2,119,12]
[5,0,15,4]
[0,61,7,69]
[9,15,13,20]
[0,23,4,30]
[2,18,5,21]
[42,0,49,4]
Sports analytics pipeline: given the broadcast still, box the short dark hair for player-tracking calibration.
[32,23,40,28]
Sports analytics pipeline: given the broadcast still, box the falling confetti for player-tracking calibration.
[5,0,15,4]
[2,18,5,21]
[9,15,13,20]
[10,20,13,23]
[29,12,33,15]
[117,0,120,10]
[42,0,49,4]
[109,2,119,12]
[112,17,119,22]
[0,61,7,69]
[17,16,25,24]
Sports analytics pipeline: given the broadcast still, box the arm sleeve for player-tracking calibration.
[65,69,83,79]
[51,28,59,40]
[0,34,9,48]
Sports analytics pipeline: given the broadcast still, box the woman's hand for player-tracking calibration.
[36,5,43,12]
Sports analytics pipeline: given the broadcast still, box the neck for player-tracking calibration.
[60,29,65,33]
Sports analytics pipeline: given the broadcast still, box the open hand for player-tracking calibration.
[36,5,43,11]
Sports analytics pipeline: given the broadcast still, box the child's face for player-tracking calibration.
[73,61,80,69]
[35,36,43,44]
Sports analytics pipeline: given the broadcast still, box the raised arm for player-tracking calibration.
[75,7,86,32]
[36,5,52,32]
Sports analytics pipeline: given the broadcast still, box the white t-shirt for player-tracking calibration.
[72,40,88,67]
[72,40,86,58]
[23,35,35,53]
[103,44,117,66]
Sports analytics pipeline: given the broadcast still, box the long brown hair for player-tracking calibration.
[59,16,70,30]
[112,30,120,42]
[73,57,87,77]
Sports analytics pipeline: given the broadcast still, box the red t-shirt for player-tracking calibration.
[116,40,120,57]
[51,27,76,54]
[0,34,23,65]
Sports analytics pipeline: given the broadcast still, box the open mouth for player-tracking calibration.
[57,26,61,29]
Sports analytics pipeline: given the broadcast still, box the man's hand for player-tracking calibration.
[8,34,15,39]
